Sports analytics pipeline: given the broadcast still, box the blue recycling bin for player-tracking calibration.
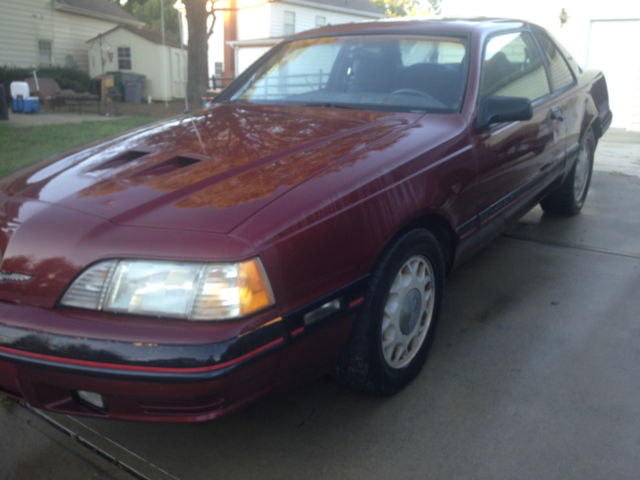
[12,97,23,112]
[11,96,39,113]
[23,98,40,113]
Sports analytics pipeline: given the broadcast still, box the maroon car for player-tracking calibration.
[0,19,611,422]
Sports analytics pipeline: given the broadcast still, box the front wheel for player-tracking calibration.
[334,229,445,395]
[541,129,596,215]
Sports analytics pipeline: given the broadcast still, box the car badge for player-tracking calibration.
[0,272,33,283]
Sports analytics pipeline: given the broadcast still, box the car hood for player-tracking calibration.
[0,104,412,234]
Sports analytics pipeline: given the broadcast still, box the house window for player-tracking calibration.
[38,40,52,66]
[215,62,223,76]
[315,16,326,27]
[284,11,295,35]
[118,47,131,70]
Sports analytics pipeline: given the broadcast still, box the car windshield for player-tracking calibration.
[228,34,468,113]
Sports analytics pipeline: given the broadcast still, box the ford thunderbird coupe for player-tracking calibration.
[0,19,611,422]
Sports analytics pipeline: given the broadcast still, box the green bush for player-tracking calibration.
[0,66,91,101]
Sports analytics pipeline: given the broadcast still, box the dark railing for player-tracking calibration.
[209,75,236,91]
[249,71,330,99]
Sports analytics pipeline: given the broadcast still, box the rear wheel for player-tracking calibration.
[334,229,445,395]
[541,130,596,215]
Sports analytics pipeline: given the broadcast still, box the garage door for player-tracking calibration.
[586,20,640,131]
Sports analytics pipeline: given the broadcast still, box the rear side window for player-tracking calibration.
[533,31,575,92]
[480,32,550,101]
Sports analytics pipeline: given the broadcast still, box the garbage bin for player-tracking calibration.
[0,85,8,121]
[120,72,145,103]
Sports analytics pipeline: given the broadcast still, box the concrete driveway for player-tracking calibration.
[1,130,639,480]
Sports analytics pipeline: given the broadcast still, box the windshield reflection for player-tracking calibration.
[228,34,468,114]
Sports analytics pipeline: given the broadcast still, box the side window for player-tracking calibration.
[38,40,52,66]
[481,32,550,101]
[118,47,131,70]
[284,11,296,36]
[533,31,575,92]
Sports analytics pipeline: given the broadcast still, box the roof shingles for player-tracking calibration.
[87,24,183,49]
[55,0,141,24]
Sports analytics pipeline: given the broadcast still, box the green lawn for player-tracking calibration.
[0,117,159,177]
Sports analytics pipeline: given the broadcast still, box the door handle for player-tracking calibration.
[551,106,564,122]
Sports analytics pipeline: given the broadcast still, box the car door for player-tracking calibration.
[470,30,558,226]
[532,29,581,165]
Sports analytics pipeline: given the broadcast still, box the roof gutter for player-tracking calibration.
[227,37,283,48]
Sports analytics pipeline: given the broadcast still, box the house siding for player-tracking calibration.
[223,1,381,76]
[88,28,186,101]
[237,0,272,41]
[0,0,127,72]
[269,2,375,37]
[50,9,116,71]
[204,1,383,78]
[0,0,56,68]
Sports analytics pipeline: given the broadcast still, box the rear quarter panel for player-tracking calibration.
[580,70,612,138]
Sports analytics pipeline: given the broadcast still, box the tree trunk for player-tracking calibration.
[183,0,209,108]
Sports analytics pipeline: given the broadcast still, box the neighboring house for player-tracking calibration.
[87,25,187,101]
[196,0,385,82]
[0,0,142,72]
[442,0,640,131]
[230,0,385,76]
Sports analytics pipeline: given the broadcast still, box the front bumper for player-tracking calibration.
[0,279,366,422]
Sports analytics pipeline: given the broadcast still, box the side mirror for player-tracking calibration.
[477,96,533,132]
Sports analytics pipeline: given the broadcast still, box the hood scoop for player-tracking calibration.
[125,155,201,183]
[91,150,149,172]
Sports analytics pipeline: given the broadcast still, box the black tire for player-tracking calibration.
[540,129,596,215]
[334,229,445,395]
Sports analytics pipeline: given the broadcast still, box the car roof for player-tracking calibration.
[290,17,532,40]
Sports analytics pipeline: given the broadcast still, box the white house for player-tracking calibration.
[0,0,143,72]
[87,25,187,101]
[175,0,385,86]
[441,0,640,131]
[228,0,385,77]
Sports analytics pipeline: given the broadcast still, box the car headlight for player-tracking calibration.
[60,258,275,321]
